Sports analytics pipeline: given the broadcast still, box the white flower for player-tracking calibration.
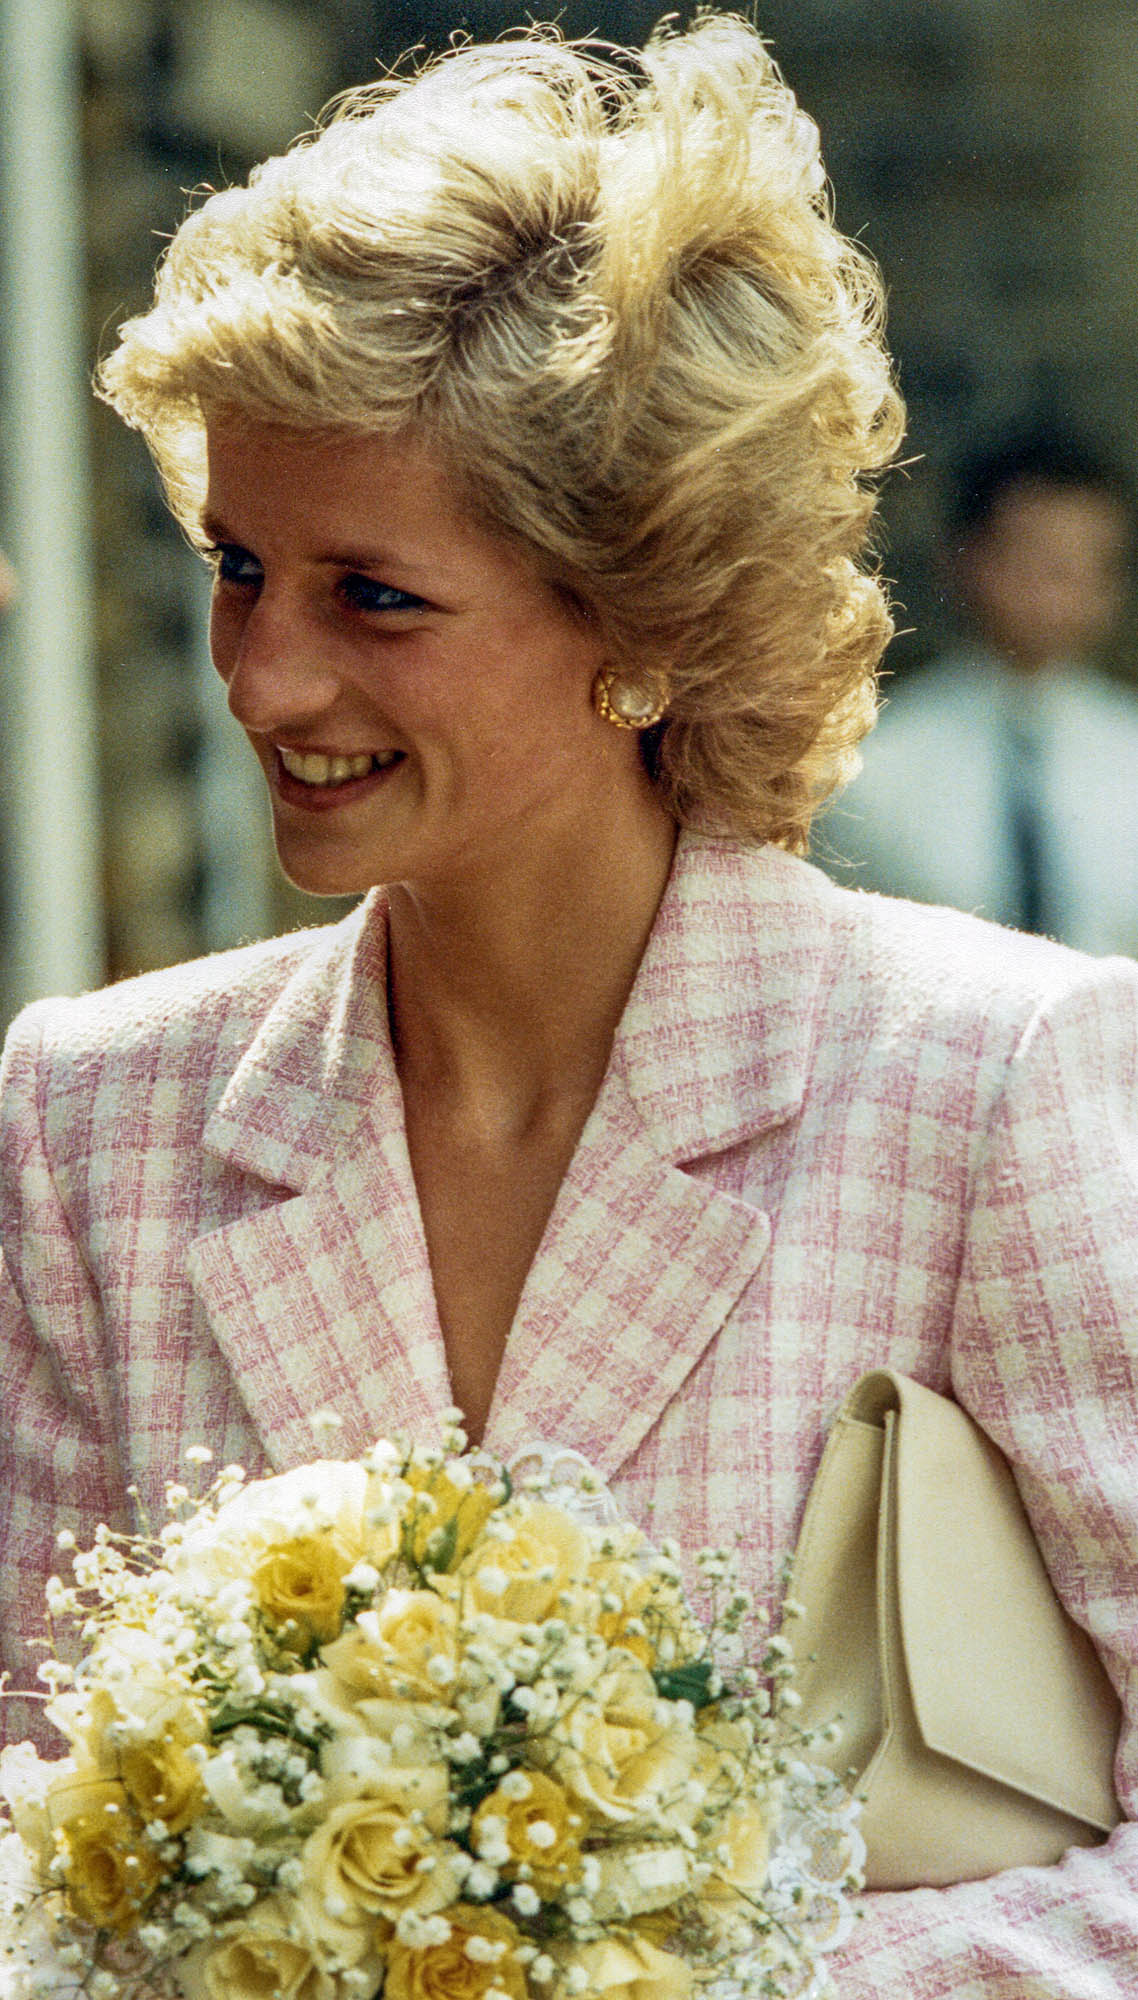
[446,1732,482,1764]
[395,1909,453,1947]
[343,1562,380,1594]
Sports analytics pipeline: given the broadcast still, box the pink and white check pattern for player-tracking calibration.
[2,831,1137,1995]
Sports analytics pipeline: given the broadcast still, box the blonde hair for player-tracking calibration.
[98,14,903,850]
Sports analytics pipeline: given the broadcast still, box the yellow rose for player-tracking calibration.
[384,1903,527,2000]
[301,1765,465,1922]
[704,1796,772,1901]
[403,1463,500,1571]
[174,1460,391,1601]
[253,1532,351,1647]
[470,1770,583,1894]
[322,1589,460,1703]
[50,1777,162,1933]
[318,1698,451,1795]
[588,1544,703,1672]
[536,1663,699,1827]
[551,1933,692,1999]
[455,1504,592,1625]
[120,1727,206,1834]
[289,1666,445,1770]
[594,1572,657,1666]
[51,1644,205,1775]
[175,1898,338,2000]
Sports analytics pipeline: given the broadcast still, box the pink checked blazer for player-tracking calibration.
[2,830,1137,1995]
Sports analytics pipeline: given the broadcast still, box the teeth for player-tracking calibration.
[279,749,392,786]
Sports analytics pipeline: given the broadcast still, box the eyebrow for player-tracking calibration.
[198,514,434,583]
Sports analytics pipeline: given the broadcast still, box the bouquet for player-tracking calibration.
[0,1419,861,2000]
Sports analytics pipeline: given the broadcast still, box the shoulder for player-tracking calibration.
[717,838,1138,1072]
[679,833,1138,1061]
[1051,665,1138,737]
[0,904,371,1142]
[809,862,1138,1085]
[686,832,1136,1006]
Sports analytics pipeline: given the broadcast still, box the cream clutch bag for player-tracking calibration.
[788,1370,1123,1888]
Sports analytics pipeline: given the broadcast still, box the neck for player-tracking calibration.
[386,799,677,1135]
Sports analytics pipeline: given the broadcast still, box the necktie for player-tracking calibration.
[1003,714,1046,935]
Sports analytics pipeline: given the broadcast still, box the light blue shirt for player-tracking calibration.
[818,647,1138,956]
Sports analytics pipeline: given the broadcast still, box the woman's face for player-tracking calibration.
[203,421,651,899]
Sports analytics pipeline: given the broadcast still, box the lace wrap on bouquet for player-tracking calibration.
[505,1444,866,1999]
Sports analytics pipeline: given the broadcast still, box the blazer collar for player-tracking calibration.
[201,831,836,1191]
[190,835,837,1479]
[612,832,836,1161]
[200,894,402,1194]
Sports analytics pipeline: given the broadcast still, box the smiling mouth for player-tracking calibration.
[277,747,402,787]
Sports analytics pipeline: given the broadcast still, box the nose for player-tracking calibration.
[210,584,342,735]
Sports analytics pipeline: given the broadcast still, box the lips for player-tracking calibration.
[271,744,406,814]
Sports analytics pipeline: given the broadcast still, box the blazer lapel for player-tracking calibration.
[483,1072,772,1479]
[187,897,452,1468]
[188,835,835,1478]
[188,1144,451,1471]
[485,835,835,1479]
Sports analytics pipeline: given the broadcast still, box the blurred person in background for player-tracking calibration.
[824,426,1138,953]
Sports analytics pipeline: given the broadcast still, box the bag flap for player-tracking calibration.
[786,1410,885,1781]
[857,1372,1122,1834]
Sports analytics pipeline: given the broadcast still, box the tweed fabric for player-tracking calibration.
[2,830,1137,1994]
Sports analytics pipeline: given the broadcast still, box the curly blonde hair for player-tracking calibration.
[98,14,904,850]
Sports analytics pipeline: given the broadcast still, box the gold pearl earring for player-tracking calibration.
[592,666,668,730]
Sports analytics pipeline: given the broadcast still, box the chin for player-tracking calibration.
[274,849,381,900]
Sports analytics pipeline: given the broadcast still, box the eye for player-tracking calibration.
[339,573,427,615]
[207,544,263,588]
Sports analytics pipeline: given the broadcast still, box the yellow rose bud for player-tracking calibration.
[120,1729,206,1834]
[52,1779,162,1934]
[180,1898,338,2000]
[588,1548,703,1672]
[704,1796,771,1901]
[551,1932,693,1999]
[404,1465,499,1571]
[301,1765,465,1922]
[694,1712,751,1792]
[322,1589,460,1703]
[595,1579,656,1666]
[536,1663,698,1827]
[471,1770,582,1895]
[456,1504,592,1625]
[385,1904,527,2000]
[253,1533,351,1646]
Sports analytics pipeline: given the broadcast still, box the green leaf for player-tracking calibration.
[423,1515,459,1573]
[652,1657,717,1708]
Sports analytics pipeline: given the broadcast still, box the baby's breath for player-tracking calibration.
[0,1432,855,2000]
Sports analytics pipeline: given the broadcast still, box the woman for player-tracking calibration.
[1,16,1135,1994]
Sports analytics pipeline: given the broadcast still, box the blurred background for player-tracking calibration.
[4,0,1138,1026]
